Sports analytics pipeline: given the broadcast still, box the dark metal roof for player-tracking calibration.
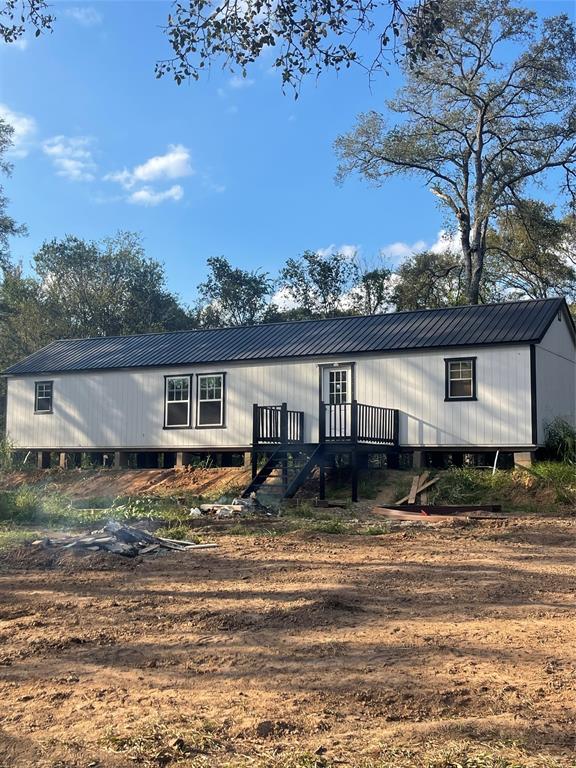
[4,298,571,376]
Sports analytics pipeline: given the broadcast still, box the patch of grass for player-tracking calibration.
[308,519,351,534]
[0,528,39,550]
[288,503,317,519]
[361,523,391,535]
[0,489,194,528]
[105,721,220,766]
[432,462,575,513]
[525,461,576,505]
[155,524,201,543]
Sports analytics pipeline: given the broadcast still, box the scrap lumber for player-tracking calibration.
[395,476,439,505]
[372,506,507,523]
[381,504,502,514]
[407,475,422,504]
[32,522,217,558]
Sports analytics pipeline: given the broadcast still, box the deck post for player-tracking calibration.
[387,452,400,470]
[351,450,359,503]
[114,451,129,469]
[319,454,326,500]
[280,402,288,445]
[37,451,50,469]
[319,401,326,444]
[58,452,67,470]
[252,403,259,447]
[413,450,425,469]
[251,450,258,480]
[351,400,358,444]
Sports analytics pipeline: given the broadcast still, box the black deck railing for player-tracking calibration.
[320,401,399,445]
[253,403,305,445]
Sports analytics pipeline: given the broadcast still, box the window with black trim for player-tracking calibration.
[197,374,225,427]
[445,358,476,401]
[35,381,53,413]
[165,376,191,427]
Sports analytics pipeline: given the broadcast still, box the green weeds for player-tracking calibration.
[432,462,575,512]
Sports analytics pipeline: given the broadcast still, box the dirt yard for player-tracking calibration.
[0,519,575,768]
[0,466,252,500]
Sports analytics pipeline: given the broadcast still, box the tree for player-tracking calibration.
[33,232,191,337]
[1,0,443,91]
[278,249,358,318]
[0,0,52,43]
[392,250,467,310]
[196,256,273,327]
[487,202,576,301]
[0,119,27,271]
[349,266,393,314]
[0,266,54,370]
[335,0,576,304]
[156,0,444,91]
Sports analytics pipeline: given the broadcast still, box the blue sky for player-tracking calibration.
[1,0,574,305]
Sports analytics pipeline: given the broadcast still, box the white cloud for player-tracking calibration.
[379,230,462,265]
[271,286,297,311]
[316,243,359,260]
[0,103,37,157]
[105,144,193,190]
[127,185,184,206]
[42,136,96,181]
[380,239,427,262]
[429,229,462,254]
[229,74,255,89]
[64,7,102,26]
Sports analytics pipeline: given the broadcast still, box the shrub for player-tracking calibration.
[433,463,576,511]
[544,417,576,463]
[0,437,15,473]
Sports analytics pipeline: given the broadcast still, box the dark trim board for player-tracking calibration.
[530,344,538,445]
[12,443,538,454]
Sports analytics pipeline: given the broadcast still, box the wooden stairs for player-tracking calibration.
[241,445,324,506]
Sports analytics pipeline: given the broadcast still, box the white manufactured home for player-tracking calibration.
[4,298,575,499]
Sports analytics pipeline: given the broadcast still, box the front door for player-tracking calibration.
[322,366,352,438]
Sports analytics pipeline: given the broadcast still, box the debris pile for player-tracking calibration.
[32,521,217,558]
[190,494,273,520]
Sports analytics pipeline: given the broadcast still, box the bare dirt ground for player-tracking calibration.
[0,519,575,768]
[0,467,251,500]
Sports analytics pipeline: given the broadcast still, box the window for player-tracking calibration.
[165,376,191,427]
[35,381,53,413]
[445,358,476,401]
[197,374,225,427]
[329,369,348,405]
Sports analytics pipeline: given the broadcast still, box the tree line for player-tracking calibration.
[1,213,575,375]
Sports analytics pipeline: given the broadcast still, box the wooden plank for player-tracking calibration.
[373,508,457,522]
[377,503,502,514]
[407,475,421,504]
[395,477,439,504]
[372,507,507,522]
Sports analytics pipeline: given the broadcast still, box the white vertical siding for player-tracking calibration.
[535,310,576,442]
[357,346,532,447]
[6,344,534,450]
